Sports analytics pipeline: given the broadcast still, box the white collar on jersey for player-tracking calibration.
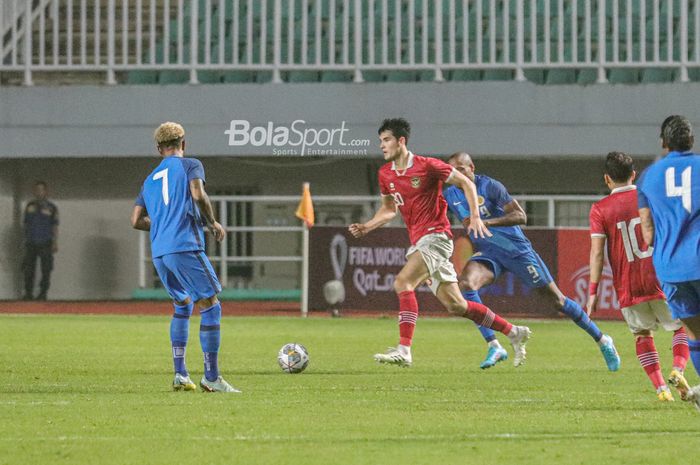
[610,185,636,195]
[391,151,415,174]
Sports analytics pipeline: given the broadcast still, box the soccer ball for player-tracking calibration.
[277,343,309,374]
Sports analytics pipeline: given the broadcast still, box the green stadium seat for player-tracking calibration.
[320,71,354,82]
[385,70,418,82]
[450,69,482,81]
[482,68,513,80]
[158,70,190,84]
[687,67,700,81]
[222,70,255,83]
[524,69,546,84]
[254,71,274,83]
[287,70,320,82]
[198,70,223,84]
[576,68,598,84]
[125,70,158,84]
[362,71,385,82]
[545,68,576,84]
[640,68,675,83]
[608,68,640,84]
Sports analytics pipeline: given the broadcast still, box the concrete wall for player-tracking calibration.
[0,81,695,158]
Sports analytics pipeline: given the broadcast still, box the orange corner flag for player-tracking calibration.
[295,182,315,228]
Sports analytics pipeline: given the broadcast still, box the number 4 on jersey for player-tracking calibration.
[665,166,692,213]
[153,168,169,205]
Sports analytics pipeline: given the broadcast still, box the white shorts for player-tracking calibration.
[406,233,458,295]
[621,299,683,334]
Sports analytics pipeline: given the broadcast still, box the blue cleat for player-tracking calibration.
[599,335,621,372]
[480,346,508,369]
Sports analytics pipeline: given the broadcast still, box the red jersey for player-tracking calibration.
[589,185,664,308]
[378,152,455,245]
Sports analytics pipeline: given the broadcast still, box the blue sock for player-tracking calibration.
[688,338,700,378]
[462,290,496,343]
[170,302,193,376]
[200,302,221,382]
[561,297,603,342]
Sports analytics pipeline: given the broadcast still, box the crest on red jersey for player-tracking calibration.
[410,177,421,188]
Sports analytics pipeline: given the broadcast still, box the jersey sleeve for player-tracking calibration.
[589,203,606,237]
[444,186,471,220]
[426,157,455,182]
[486,178,513,208]
[636,169,650,209]
[134,186,146,207]
[182,158,206,183]
[378,170,391,196]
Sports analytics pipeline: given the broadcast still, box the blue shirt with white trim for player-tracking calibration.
[637,150,700,283]
[136,156,207,258]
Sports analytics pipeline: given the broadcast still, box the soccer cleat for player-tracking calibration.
[657,387,674,402]
[172,373,197,391]
[668,369,692,401]
[373,347,412,367]
[480,346,508,369]
[599,335,621,372]
[508,326,531,367]
[199,376,241,393]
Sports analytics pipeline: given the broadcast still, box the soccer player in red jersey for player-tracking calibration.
[348,118,531,367]
[587,151,689,401]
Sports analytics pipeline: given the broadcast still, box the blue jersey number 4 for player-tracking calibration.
[665,167,692,213]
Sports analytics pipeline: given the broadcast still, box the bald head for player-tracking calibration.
[447,152,475,181]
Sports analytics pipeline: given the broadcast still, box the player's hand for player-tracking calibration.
[348,223,368,238]
[210,221,226,242]
[467,217,492,239]
[586,294,598,316]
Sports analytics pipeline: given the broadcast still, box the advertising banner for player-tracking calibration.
[309,226,624,320]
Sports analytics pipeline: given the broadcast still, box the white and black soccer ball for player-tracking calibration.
[277,343,309,374]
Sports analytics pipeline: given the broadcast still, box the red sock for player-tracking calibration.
[636,336,665,389]
[398,291,418,346]
[672,328,690,370]
[465,300,513,335]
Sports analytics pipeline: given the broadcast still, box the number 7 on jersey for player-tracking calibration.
[153,168,169,205]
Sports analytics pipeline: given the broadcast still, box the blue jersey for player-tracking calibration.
[444,175,533,257]
[135,156,207,258]
[637,151,700,283]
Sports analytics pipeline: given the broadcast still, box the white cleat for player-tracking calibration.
[173,373,197,391]
[373,347,412,367]
[687,385,700,413]
[508,326,531,367]
[199,376,241,393]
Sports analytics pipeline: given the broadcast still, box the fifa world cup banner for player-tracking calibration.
[308,226,624,319]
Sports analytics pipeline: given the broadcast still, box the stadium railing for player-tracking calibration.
[136,193,601,315]
[1,0,699,86]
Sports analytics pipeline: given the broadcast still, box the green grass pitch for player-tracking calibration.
[1,314,699,465]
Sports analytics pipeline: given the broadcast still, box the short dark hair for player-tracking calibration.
[378,118,410,142]
[662,115,694,152]
[604,151,635,183]
[34,181,47,188]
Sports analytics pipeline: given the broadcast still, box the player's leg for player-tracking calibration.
[458,260,507,369]
[622,303,672,400]
[374,250,430,367]
[652,300,690,375]
[22,243,39,300]
[661,280,700,408]
[36,243,53,300]
[175,251,239,393]
[153,256,196,391]
[516,251,619,370]
[435,281,531,366]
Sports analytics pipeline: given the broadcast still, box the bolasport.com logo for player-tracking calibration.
[225,120,372,156]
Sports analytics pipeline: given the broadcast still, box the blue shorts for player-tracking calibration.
[153,250,221,303]
[660,279,700,320]
[469,248,554,289]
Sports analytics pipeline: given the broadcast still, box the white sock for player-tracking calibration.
[398,344,411,356]
[488,340,502,349]
[597,334,610,346]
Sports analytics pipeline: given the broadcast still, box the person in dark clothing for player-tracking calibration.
[23,181,58,300]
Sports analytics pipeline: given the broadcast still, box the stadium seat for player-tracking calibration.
[450,69,482,81]
[158,70,190,84]
[222,70,255,83]
[523,69,546,84]
[608,68,640,84]
[576,68,598,84]
[320,70,354,82]
[385,70,418,82]
[125,70,158,84]
[640,68,676,83]
[287,70,321,82]
[198,70,223,84]
[545,68,577,84]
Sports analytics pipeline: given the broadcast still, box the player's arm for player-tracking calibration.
[349,195,397,238]
[445,170,491,238]
[130,205,151,231]
[639,207,654,246]
[483,199,527,227]
[586,235,606,315]
[189,179,225,242]
[51,207,59,253]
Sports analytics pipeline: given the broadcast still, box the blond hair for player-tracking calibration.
[154,122,185,148]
